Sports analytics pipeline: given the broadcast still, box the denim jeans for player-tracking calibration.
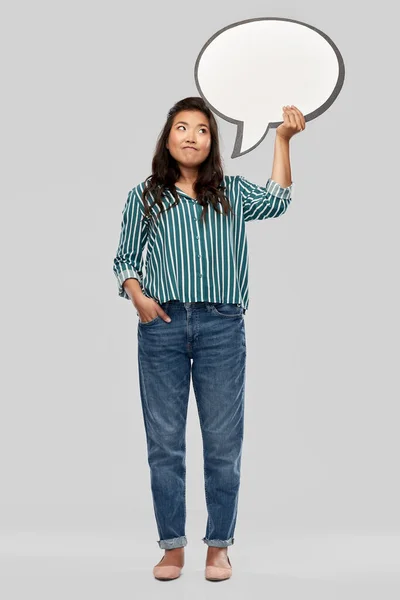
[137,300,247,549]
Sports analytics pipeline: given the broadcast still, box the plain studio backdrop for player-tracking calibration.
[1,0,399,598]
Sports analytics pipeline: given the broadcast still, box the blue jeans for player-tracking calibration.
[137,300,247,549]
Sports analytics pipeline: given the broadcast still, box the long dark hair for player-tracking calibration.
[141,97,234,225]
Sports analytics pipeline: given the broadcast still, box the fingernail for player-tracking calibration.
[167,318,171,322]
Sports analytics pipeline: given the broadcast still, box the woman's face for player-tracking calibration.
[166,110,212,171]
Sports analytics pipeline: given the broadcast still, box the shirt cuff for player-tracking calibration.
[266,178,293,199]
[116,268,142,299]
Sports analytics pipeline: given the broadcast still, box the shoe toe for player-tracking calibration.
[153,564,182,580]
[205,564,232,580]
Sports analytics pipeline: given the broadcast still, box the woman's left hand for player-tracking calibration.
[276,105,306,141]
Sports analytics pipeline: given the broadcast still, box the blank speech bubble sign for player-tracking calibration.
[194,17,345,157]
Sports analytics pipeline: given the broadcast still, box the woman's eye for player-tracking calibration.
[177,126,207,133]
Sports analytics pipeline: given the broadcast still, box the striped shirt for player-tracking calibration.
[113,175,293,311]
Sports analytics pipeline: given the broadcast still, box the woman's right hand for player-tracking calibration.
[133,295,171,323]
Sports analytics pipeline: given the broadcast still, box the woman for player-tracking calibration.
[113,97,305,581]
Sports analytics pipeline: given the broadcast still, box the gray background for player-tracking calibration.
[1,0,399,597]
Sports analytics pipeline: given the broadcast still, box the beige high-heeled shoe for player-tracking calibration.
[153,555,183,580]
[205,555,232,581]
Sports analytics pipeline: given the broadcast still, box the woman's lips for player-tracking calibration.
[183,147,197,150]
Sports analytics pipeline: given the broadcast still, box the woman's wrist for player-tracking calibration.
[123,277,144,302]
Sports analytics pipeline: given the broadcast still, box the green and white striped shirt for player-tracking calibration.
[113,175,293,311]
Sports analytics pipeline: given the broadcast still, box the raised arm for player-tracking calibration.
[272,104,306,186]
[238,105,305,222]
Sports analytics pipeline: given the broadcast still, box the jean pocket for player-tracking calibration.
[138,314,161,325]
[210,303,243,318]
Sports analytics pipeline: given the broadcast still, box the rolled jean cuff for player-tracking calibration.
[202,537,234,547]
[158,535,187,549]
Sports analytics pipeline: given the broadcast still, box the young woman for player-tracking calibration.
[113,97,305,581]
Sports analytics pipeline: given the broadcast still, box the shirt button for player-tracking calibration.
[198,273,202,277]
[196,235,199,240]
[198,254,201,258]
[194,217,197,221]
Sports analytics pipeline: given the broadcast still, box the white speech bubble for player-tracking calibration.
[194,17,345,157]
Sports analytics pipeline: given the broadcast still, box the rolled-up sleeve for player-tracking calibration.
[113,186,149,300]
[238,175,293,222]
